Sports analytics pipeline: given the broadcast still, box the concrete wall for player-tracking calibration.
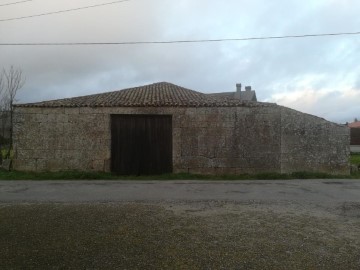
[13,105,350,174]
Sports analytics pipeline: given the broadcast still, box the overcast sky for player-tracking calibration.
[1,0,359,123]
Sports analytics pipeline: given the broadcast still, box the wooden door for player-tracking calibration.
[111,114,172,175]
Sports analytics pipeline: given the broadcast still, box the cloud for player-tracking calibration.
[1,0,359,123]
[269,85,360,123]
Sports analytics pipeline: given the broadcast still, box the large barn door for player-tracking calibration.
[111,115,173,175]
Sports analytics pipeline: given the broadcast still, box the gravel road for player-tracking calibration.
[1,180,360,269]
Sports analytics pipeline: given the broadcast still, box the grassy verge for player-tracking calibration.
[351,152,360,164]
[0,170,358,180]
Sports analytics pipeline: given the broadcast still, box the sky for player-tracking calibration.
[0,0,359,124]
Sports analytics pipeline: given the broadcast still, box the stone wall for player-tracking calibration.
[13,107,110,171]
[280,107,349,174]
[13,104,350,174]
[173,106,281,174]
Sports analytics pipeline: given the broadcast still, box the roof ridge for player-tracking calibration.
[15,82,273,108]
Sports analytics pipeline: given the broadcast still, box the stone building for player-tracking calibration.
[13,82,350,174]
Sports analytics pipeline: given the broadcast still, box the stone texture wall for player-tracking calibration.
[13,107,110,171]
[280,107,349,174]
[13,105,350,174]
[173,106,281,175]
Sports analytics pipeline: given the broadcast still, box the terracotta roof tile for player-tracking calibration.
[348,121,360,128]
[15,82,273,108]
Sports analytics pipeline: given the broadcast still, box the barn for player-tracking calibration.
[13,82,350,175]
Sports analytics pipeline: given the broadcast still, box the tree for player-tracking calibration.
[0,66,25,162]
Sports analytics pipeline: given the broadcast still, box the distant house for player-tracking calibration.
[348,121,360,153]
[13,82,349,175]
[348,121,360,129]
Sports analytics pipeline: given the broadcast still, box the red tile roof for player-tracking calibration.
[15,82,273,108]
[348,121,360,128]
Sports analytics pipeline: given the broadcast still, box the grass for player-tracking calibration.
[0,147,13,159]
[351,152,360,165]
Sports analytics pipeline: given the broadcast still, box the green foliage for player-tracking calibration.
[0,148,12,159]
[350,153,360,165]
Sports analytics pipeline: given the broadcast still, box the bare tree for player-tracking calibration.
[0,66,25,162]
[0,70,6,164]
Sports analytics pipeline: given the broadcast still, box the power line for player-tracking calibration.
[0,0,131,22]
[0,31,360,46]
[0,0,34,7]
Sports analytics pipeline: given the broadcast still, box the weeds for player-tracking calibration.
[350,152,360,165]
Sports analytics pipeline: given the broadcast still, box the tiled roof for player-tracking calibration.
[348,121,360,128]
[207,92,235,99]
[240,90,257,101]
[207,90,257,102]
[15,82,272,108]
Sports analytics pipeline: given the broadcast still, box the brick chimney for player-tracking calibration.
[245,86,251,91]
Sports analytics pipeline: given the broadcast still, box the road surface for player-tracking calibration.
[1,179,360,269]
[1,179,359,204]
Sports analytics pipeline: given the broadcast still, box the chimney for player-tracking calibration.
[245,86,251,91]
[235,83,242,99]
[236,83,242,92]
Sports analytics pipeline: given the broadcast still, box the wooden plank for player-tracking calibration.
[111,115,172,175]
